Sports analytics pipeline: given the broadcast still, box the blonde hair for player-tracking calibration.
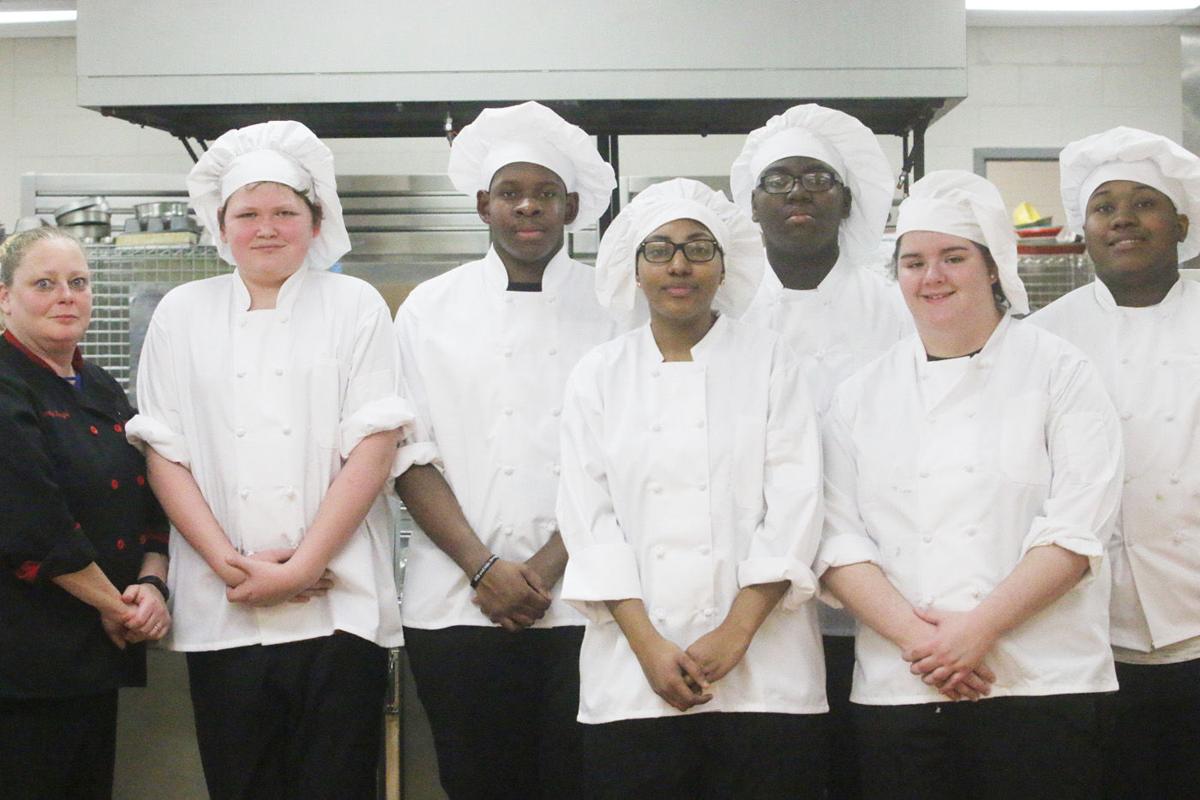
[0,227,84,286]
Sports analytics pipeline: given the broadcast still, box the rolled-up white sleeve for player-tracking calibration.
[392,300,441,475]
[1019,356,1123,582]
[556,355,642,624]
[738,345,822,610]
[816,387,883,607]
[339,293,421,476]
[126,309,191,467]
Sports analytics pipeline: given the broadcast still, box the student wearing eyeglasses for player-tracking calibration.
[557,179,828,798]
[730,104,911,799]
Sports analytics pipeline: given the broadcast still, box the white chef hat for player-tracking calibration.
[729,103,895,266]
[187,120,350,270]
[896,170,1029,316]
[594,178,764,319]
[447,101,617,231]
[1060,126,1200,262]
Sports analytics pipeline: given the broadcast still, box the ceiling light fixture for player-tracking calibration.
[966,1,1196,9]
[0,10,77,24]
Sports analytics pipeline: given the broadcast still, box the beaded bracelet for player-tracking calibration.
[470,554,500,589]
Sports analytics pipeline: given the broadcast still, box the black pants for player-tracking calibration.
[824,634,859,800]
[403,625,584,800]
[186,632,389,800]
[1104,658,1200,800]
[582,711,828,800]
[855,693,1110,800]
[0,690,118,800]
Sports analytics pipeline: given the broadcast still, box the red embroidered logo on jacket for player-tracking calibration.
[42,410,71,420]
[14,561,41,583]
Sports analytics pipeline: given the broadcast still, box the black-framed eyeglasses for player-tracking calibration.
[758,171,841,195]
[637,239,723,264]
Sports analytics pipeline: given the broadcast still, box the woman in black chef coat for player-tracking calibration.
[0,227,170,800]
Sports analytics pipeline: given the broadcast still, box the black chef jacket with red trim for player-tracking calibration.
[0,332,168,698]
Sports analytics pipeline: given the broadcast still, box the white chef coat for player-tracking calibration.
[558,316,827,724]
[127,267,413,651]
[1033,278,1200,657]
[395,247,618,630]
[818,316,1123,705]
[741,253,912,636]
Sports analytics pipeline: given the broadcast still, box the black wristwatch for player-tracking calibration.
[136,575,170,602]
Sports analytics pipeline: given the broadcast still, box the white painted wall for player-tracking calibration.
[0,26,1186,233]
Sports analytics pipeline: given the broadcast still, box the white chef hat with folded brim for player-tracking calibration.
[1060,126,1200,262]
[896,170,1029,317]
[729,103,895,266]
[594,178,764,320]
[187,120,350,270]
[447,101,617,232]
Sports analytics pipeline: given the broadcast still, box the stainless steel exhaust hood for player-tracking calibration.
[76,0,965,177]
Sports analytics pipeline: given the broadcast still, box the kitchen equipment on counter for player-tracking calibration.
[132,200,189,220]
[54,197,113,242]
[13,215,53,233]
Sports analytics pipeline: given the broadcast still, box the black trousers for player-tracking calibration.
[824,634,859,800]
[855,693,1110,800]
[0,690,118,800]
[186,632,389,800]
[403,625,584,800]
[582,711,828,800]
[1103,657,1200,800]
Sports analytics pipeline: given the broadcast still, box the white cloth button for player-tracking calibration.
[1161,359,1169,366]
[654,546,666,559]
[1170,474,1181,484]
[651,483,663,494]
[274,367,284,376]
[235,428,246,438]
[286,487,296,499]
[922,535,933,544]
[653,608,667,620]
[1120,412,1132,421]
[1165,414,1176,422]
[239,489,249,499]
[973,590,982,600]
[965,527,977,537]
[505,296,514,304]
[503,407,514,416]
[703,607,715,618]
[964,465,975,473]
[239,319,247,328]
[548,347,558,356]
[502,466,514,476]
[551,408,562,418]
[1120,357,1130,365]
[502,524,514,536]
[919,471,930,479]
[698,483,707,492]
[236,370,246,378]
[922,596,934,606]
[547,294,557,303]
[696,420,705,429]
[967,411,976,419]
[282,426,291,436]
[651,423,662,432]
[552,464,561,476]
[651,369,660,378]
[503,348,513,358]
[280,315,289,323]
[700,545,711,556]
[1124,476,1134,485]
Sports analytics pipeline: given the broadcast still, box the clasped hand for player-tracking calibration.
[101,582,172,649]
[902,607,999,702]
[634,622,754,713]
[223,548,335,607]
[471,559,552,632]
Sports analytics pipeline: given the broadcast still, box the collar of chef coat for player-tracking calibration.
[905,312,1012,379]
[638,312,729,366]
[1091,274,1183,319]
[231,263,309,314]
[755,249,855,307]
[481,244,574,294]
